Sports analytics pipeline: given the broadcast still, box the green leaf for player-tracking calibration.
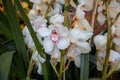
[80,54,89,80]
[0,20,12,39]
[2,0,29,78]
[0,11,10,28]
[0,51,15,80]
[106,60,120,78]
[14,0,49,80]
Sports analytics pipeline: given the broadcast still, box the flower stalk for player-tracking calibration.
[63,0,70,27]
[26,49,36,80]
[102,0,112,80]
[58,50,65,80]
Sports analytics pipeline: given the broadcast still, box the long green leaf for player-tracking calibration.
[80,54,89,80]
[2,0,28,78]
[0,11,10,29]
[0,21,12,39]
[0,51,15,80]
[14,0,49,80]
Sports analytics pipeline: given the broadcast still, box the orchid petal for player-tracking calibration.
[50,14,64,24]
[51,2,62,15]
[37,27,50,37]
[96,60,103,71]
[55,24,69,37]
[81,19,93,32]
[51,47,61,61]
[97,12,106,25]
[30,0,42,3]
[75,41,91,53]
[37,62,42,75]
[29,9,37,19]
[76,4,85,19]
[94,34,107,50]
[43,37,54,53]
[57,37,70,50]
[67,45,81,59]
[109,50,120,63]
[74,55,80,68]
[113,38,120,46]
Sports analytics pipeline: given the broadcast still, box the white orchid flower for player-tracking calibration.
[67,45,81,59]
[30,0,42,3]
[109,0,120,18]
[32,3,48,16]
[97,12,106,25]
[94,34,107,51]
[42,24,70,54]
[69,27,93,54]
[29,9,37,20]
[32,16,50,38]
[49,14,64,24]
[82,0,93,11]
[109,50,120,71]
[51,2,62,15]
[97,4,106,25]
[75,4,93,32]
[96,50,120,71]
[32,50,45,75]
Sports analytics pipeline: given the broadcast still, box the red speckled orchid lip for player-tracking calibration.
[50,30,59,44]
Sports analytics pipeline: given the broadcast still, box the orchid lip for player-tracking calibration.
[50,30,59,44]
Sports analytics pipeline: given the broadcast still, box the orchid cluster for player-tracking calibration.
[94,0,120,71]
[22,0,120,78]
[22,0,94,75]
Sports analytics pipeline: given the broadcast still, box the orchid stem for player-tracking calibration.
[58,50,65,80]
[26,58,33,80]
[58,0,70,80]
[50,61,59,77]
[102,0,112,80]
[26,48,36,80]
[63,0,70,28]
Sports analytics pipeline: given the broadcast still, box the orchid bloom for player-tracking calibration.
[29,0,48,17]
[50,2,62,15]
[94,34,107,51]
[67,44,81,67]
[42,24,70,54]
[111,21,120,52]
[97,4,106,25]
[33,16,50,38]
[32,50,45,75]
[36,14,70,61]
[75,4,93,32]
[96,50,120,71]
[69,27,93,53]
[66,26,93,67]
